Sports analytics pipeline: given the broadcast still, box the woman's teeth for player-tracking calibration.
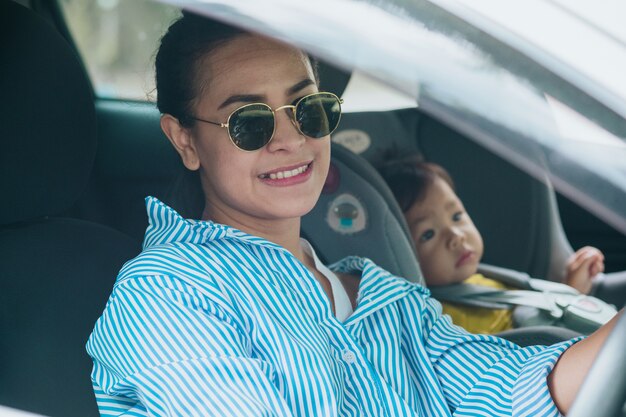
[261,163,309,179]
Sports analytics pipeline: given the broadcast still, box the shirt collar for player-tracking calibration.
[143,196,283,251]
[330,256,429,325]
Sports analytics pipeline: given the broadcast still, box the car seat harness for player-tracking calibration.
[429,264,617,334]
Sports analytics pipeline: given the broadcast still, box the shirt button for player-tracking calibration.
[342,350,357,364]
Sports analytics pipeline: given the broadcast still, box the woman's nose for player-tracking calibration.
[266,107,305,152]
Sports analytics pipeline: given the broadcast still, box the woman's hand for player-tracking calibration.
[565,246,605,294]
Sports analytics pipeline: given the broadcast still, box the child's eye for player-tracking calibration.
[452,211,463,221]
[419,229,435,242]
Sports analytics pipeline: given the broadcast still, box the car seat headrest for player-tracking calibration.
[0,1,96,225]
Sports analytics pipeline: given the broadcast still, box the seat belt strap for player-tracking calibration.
[429,285,561,315]
[429,284,511,309]
[477,263,579,295]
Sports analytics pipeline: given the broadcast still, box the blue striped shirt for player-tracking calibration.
[87,197,579,416]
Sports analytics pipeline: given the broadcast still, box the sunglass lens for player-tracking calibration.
[297,93,342,139]
[229,104,275,151]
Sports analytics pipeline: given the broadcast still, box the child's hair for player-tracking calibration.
[378,154,455,212]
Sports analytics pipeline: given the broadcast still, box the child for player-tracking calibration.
[379,155,605,334]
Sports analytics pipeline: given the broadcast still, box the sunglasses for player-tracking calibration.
[190,92,343,151]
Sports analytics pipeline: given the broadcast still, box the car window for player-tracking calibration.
[59,0,180,101]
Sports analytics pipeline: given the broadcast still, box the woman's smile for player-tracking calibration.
[258,161,313,181]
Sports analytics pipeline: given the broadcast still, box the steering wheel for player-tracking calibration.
[568,311,626,417]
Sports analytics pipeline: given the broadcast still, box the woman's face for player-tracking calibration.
[405,177,484,286]
[184,35,330,227]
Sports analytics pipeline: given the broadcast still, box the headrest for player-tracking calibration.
[0,1,96,225]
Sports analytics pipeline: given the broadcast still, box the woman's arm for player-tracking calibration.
[547,309,624,414]
[418,293,577,416]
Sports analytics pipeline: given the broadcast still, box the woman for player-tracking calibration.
[87,11,621,416]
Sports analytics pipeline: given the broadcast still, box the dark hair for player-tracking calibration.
[378,154,454,212]
[155,12,247,127]
[155,11,319,127]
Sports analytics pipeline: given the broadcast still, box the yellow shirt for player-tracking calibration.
[441,274,513,334]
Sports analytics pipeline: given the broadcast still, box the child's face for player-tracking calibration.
[405,177,484,286]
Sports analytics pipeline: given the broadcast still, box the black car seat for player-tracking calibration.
[0,2,140,416]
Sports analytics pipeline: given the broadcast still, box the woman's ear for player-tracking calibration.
[160,114,201,171]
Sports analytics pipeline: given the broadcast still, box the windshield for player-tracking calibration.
[158,0,626,233]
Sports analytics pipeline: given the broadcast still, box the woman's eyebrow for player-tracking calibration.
[287,78,316,95]
[218,94,264,110]
[217,79,316,110]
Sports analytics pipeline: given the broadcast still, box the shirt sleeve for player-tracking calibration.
[87,275,294,417]
[420,294,582,417]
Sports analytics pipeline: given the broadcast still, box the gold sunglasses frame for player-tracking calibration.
[191,92,344,152]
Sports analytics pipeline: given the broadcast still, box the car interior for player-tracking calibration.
[1,1,624,416]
